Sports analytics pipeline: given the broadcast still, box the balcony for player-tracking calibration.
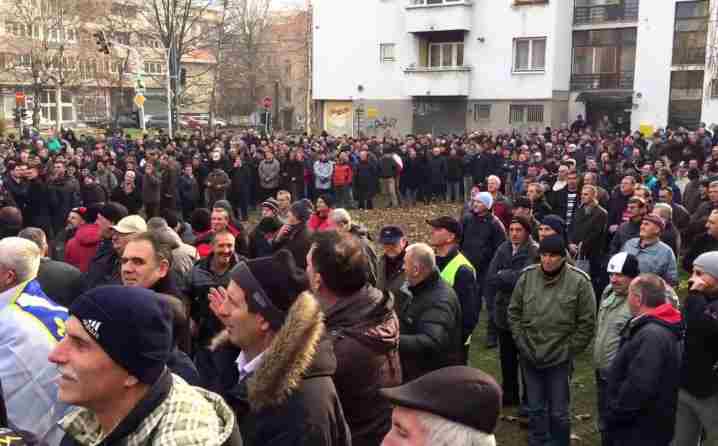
[571,72,634,90]
[574,0,639,26]
[404,66,472,96]
[405,0,473,33]
[673,47,706,66]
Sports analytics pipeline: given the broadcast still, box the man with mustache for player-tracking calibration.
[48,286,242,445]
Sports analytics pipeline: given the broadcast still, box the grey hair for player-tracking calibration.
[18,227,48,253]
[416,411,496,446]
[329,208,352,226]
[406,242,436,272]
[0,237,41,282]
[653,203,673,221]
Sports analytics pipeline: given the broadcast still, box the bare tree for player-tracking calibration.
[0,0,103,130]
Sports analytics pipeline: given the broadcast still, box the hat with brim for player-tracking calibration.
[112,215,148,234]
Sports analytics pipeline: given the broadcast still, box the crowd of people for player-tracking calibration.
[0,117,717,446]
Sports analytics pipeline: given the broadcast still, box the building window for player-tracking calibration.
[509,104,544,124]
[473,103,491,121]
[428,42,464,67]
[571,28,636,90]
[673,1,709,65]
[15,54,32,68]
[513,38,546,72]
[380,43,395,62]
[671,70,704,100]
[711,79,718,97]
[144,61,163,74]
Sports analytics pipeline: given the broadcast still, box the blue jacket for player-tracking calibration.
[621,238,678,286]
[0,279,69,445]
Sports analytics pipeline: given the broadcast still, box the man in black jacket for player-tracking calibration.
[461,191,506,348]
[427,216,479,363]
[609,197,647,256]
[606,273,682,446]
[399,243,463,382]
[683,210,718,273]
[674,251,718,445]
[570,185,608,299]
[486,216,538,407]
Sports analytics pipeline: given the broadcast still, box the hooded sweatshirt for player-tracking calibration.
[64,223,101,272]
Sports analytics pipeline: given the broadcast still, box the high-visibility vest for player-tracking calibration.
[440,252,475,286]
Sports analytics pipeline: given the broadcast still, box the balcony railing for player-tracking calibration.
[673,47,706,66]
[570,72,634,90]
[574,1,639,25]
[404,66,472,96]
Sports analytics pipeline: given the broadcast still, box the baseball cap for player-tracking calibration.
[112,215,148,234]
[379,225,404,244]
[427,216,462,240]
[607,252,640,278]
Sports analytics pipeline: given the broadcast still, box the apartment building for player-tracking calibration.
[314,0,718,136]
[0,0,216,126]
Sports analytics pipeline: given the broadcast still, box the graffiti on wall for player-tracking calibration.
[366,116,398,130]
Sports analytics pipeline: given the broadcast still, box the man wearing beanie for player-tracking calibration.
[593,252,640,445]
[208,250,351,446]
[621,213,678,286]
[272,199,313,268]
[380,366,501,446]
[461,190,506,348]
[508,234,596,446]
[674,251,718,445]
[486,216,538,408]
[49,286,242,446]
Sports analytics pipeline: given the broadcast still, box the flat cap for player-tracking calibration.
[379,366,502,434]
[379,225,404,244]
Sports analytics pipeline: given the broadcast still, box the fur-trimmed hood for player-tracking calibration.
[211,290,330,412]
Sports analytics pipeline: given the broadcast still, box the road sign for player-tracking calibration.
[263,96,272,109]
[134,94,145,107]
[15,92,25,107]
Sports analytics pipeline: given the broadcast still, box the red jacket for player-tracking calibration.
[308,212,335,232]
[65,223,101,272]
[195,223,244,258]
[333,163,353,187]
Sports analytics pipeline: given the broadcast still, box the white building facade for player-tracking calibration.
[314,0,718,136]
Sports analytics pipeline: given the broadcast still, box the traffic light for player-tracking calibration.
[179,68,187,87]
[93,31,111,55]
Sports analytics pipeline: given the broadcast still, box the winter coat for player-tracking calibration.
[621,238,678,286]
[446,155,463,181]
[48,176,80,232]
[142,170,161,205]
[25,178,53,236]
[401,157,424,190]
[229,164,253,201]
[325,286,402,446]
[206,169,231,208]
[683,179,703,213]
[111,185,143,215]
[379,154,398,178]
[683,233,718,273]
[486,239,539,330]
[606,304,682,446]
[81,239,122,291]
[508,262,596,368]
[284,160,305,191]
[60,371,242,446]
[532,197,553,222]
[332,163,353,187]
[608,190,632,228]
[376,252,411,313]
[354,160,378,196]
[427,156,447,186]
[680,291,718,398]
[399,270,463,382]
[593,286,633,372]
[492,193,513,231]
[160,164,179,210]
[258,159,281,189]
[314,160,334,190]
[308,212,334,232]
[64,223,101,272]
[272,224,312,269]
[212,292,352,446]
[80,183,107,207]
[569,204,608,261]
[95,169,117,193]
[36,258,83,308]
[436,247,480,340]
[186,253,240,347]
[460,212,507,277]
[609,220,641,256]
[178,174,201,212]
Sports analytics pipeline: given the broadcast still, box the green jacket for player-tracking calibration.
[508,263,596,369]
[60,373,241,446]
[593,286,633,373]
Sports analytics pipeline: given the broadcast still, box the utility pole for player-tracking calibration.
[166,41,173,139]
[305,0,313,135]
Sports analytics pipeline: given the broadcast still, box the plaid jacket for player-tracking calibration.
[60,374,239,446]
